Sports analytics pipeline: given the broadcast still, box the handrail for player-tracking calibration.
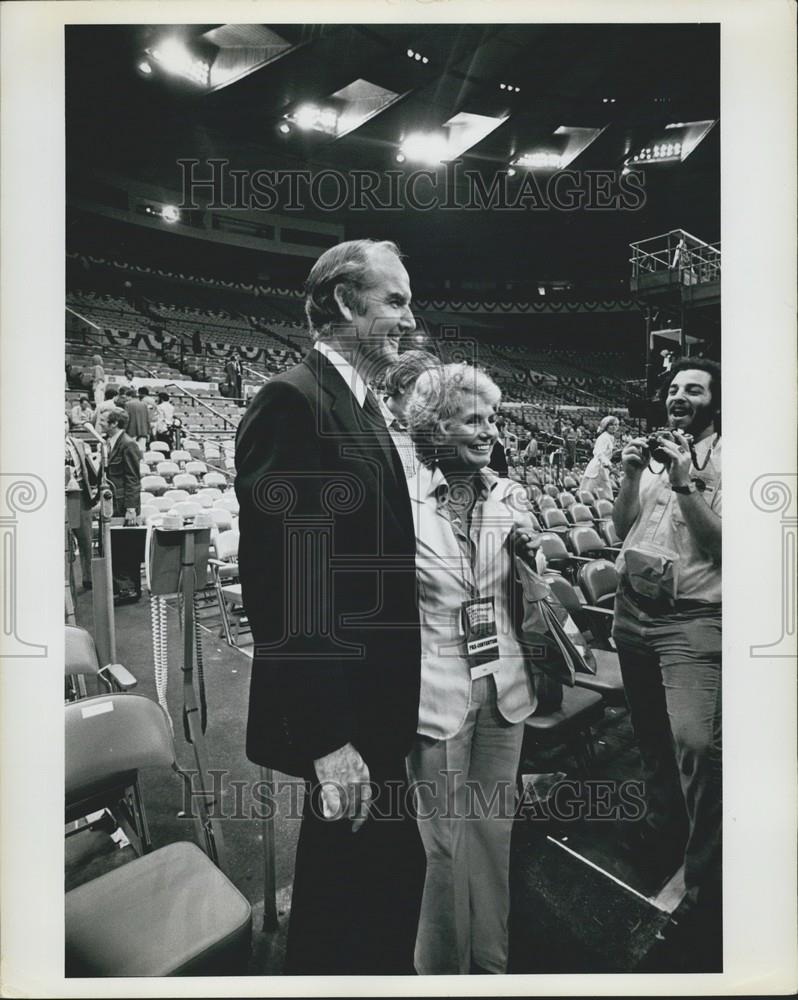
[66,306,161,379]
[164,381,237,430]
[242,364,267,383]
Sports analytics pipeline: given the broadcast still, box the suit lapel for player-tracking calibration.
[304,350,406,500]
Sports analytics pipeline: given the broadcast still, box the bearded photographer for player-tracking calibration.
[612,357,721,970]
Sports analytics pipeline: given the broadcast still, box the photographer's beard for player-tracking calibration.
[666,398,717,441]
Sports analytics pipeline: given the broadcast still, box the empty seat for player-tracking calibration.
[197,487,223,506]
[156,461,180,481]
[578,558,618,610]
[65,625,136,701]
[182,439,203,460]
[139,491,155,508]
[185,461,207,477]
[141,475,168,497]
[65,694,251,976]
[523,686,605,775]
[163,489,189,505]
[143,451,163,466]
[577,490,596,506]
[139,460,151,476]
[538,496,557,513]
[204,472,227,490]
[543,484,560,499]
[568,503,594,526]
[568,525,605,558]
[593,498,614,520]
[213,495,239,514]
[559,492,575,510]
[150,496,174,512]
[541,508,570,533]
[149,441,170,454]
[170,450,191,466]
[173,473,199,493]
[171,501,201,521]
[599,519,622,548]
[209,509,234,533]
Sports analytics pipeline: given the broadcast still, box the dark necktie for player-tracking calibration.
[362,391,403,481]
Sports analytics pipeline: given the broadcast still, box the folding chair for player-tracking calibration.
[522,686,605,776]
[65,694,251,976]
[209,531,247,646]
[65,625,136,702]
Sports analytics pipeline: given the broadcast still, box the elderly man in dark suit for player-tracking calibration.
[235,239,424,975]
[104,407,142,602]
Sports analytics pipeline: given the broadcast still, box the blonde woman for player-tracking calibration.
[579,415,618,500]
[404,363,542,975]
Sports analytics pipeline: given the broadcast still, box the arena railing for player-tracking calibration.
[164,381,238,432]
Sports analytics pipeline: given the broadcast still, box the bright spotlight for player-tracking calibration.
[422,56,429,64]
[137,61,153,76]
[414,52,422,61]
[407,48,414,58]
[514,87,520,93]
[399,132,449,165]
[395,152,406,164]
[500,83,506,90]
[149,38,208,86]
[278,122,291,135]
[507,167,516,177]
[295,104,320,131]
[161,205,180,224]
[538,286,546,296]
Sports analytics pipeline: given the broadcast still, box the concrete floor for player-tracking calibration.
[68,580,711,977]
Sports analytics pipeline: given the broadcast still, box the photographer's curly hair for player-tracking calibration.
[405,363,501,468]
[659,356,722,432]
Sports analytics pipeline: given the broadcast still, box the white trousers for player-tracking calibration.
[407,676,525,974]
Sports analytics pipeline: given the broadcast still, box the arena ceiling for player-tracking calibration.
[66,22,719,289]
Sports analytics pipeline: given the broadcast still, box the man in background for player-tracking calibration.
[104,407,142,603]
[379,349,440,478]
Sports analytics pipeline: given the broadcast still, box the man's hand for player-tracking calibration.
[313,742,372,833]
[655,431,693,488]
[620,438,648,479]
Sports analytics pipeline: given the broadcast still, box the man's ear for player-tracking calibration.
[333,283,353,323]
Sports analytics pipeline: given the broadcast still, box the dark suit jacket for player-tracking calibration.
[124,397,151,439]
[66,436,100,506]
[235,349,421,778]
[106,432,142,515]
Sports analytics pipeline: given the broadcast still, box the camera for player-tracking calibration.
[642,428,693,465]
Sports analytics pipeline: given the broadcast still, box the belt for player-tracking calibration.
[620,582,720,617]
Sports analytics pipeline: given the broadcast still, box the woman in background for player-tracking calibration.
[579,414,618,500]
[88,354,106,408]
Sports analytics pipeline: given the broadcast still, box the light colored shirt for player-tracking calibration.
[379,396,418,479]
[313,340,367,407]
[407,463,541,739]
[617,435,722,603]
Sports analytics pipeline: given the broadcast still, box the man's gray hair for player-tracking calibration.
[304,239,402,341]
[405,363,501,468]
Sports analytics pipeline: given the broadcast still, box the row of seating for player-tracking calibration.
[141,471,230,495]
